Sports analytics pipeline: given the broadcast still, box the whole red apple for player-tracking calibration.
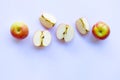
[92,21,110,40]
[10,22,29,39]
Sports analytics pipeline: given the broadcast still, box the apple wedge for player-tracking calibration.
[76,18,90,35]
[56,24,74,42]
[33,30,52,47]
[39,13,56,29]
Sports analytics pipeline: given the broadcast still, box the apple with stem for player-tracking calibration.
[10,22,29,39]
[92,21,110,40]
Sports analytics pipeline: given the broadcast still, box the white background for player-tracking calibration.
[0,0,120,80]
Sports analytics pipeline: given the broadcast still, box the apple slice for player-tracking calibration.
[76,18,90,35]
[33,30,52,47]
[39,13,56,29]
[56,24,74,42]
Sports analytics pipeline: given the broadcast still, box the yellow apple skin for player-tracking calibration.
[10,22,29,39]
[92,21,110,40]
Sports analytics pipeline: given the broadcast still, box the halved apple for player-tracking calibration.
[56,24,74,42]
[33,30,52,47]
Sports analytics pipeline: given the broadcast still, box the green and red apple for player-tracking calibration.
[10,22,29,39]
[92,21,110,40]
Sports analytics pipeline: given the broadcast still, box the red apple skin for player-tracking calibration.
[10,22,29,39]
[92,22,110,40]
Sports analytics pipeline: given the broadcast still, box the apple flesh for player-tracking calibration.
[39,13,56,29]
[10,22,29,39]
[76,17,90,35]
[56,24,74,42]
[33,30,52,47]
[92,21,110,40]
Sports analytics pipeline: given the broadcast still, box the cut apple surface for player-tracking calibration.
[76,18,90,35]
[33,30,52,47]
[56,24,74,42]
[39,13,56,29]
